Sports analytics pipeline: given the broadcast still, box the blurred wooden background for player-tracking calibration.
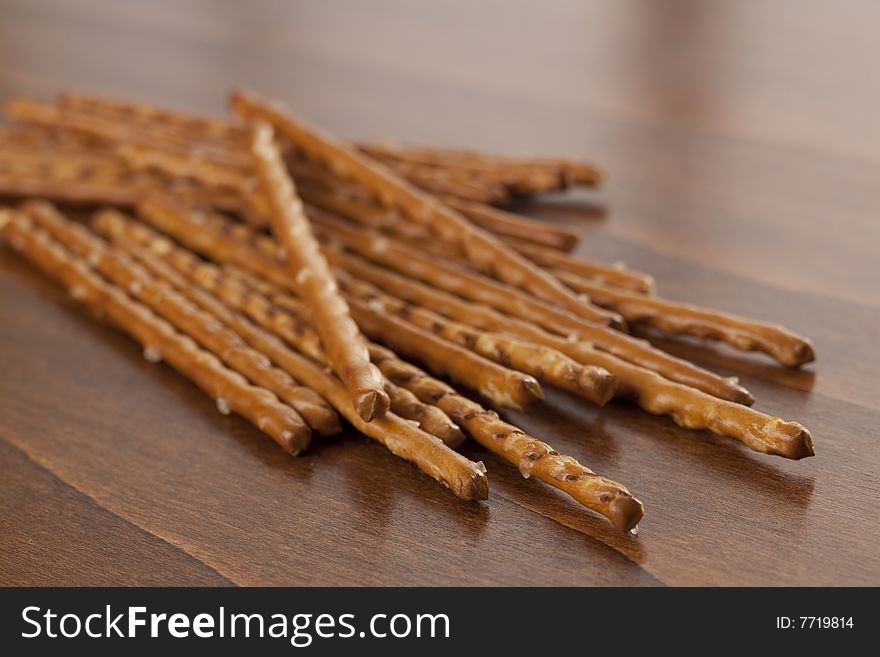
[1,0,878,585]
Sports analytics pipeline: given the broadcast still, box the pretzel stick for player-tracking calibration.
[0,210,310,454]
[104,215,461,445]
[187,205,736,412]
[366,156,511,205]
[211,266,467,446]
[287,157,583,252]
[124,235,455,444]
[345,296,544,411]
[306,209,625,324]
[442,196,580,251]
[151,200,748,404]
[85,210,644,528]
[215,262,545,412]
[60,90,249,147]
[368,345,643,531]
[83,219,340,438]
[306,212,750,403]
[324,248,813,458]
[382,380,466,448]
[366,148,567,198]
[552,272,815,367]
[230,89,621,327]
[3,96,249,169]
[0,148,249,214]
[22,202,326,445]
[357,141,605,187]
[95,209,470,447]
[134,199,545,410]
[32,211,486,499]
[503,237,655,294]
[337,272,616,406]
[119,143,252,192]
[250,121,389,422]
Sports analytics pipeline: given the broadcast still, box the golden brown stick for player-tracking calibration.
[94,209,468,448]
[59,214,488,500]
[250,121,389,422]
[344,295,544,411]
[86,209,643,526]
[215,265,466,446]
[359,143,572,196]
[0,210,309,454]
[120,235,457,446]
[337,272,616,406]
[108,207,544,412]
[325,249,754,404]
[309,208,621,327]
[223,262,546,412]
[230,88,619,327]
[0,147,249,214]
[319,203,644,298]
[368,345,643,531]
[101,216,461,445]
[119,143,252,192]
[323,248,812,458]
[367,156,511,205]
[307,213,751,402]
[553,271,815,367]
[60,90,249,147]
[382,380,466,448]
[91,222,342,437]
[442,196,581,251]
[504,236,656,294]
[287,157,582,252]
[3,96,249,168]
[149,200,748,404]
[21,202,320,449]
[357,141,605,187]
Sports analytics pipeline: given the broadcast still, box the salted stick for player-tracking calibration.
[325,249,814,459]
[358,142,581,195]
[97,213,644,529]
[101,224,462,448]
[250,121,389,422]
[504,236,655,294]
[337,272,616,407]
[288,158,583,252]
[60,90,249,148]
[225,264,546,411]
[0,210,310,453]
[356,141,604,189]
[230,88,620,327]
[90,209,637,527]
[33,212,486,500]
[22,202,340,442]
[135,198,545,410]
[442,196,581,252]
[119,143,252,193]
[215,261,545,412]
[309,210,620,326]
[553,272,815,367]
[361,155,511,205]
[0,149,249,215]
[368,345,643,531]
[145,199,747,405]
[305,211,751,403]
[3,96,248,169]
[86,222,487,497]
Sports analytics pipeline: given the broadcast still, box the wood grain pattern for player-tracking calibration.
[1,0,879,585]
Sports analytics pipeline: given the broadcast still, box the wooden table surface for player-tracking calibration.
[2,0,879,586]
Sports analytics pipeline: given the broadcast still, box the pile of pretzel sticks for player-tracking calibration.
[0,90,816,534]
